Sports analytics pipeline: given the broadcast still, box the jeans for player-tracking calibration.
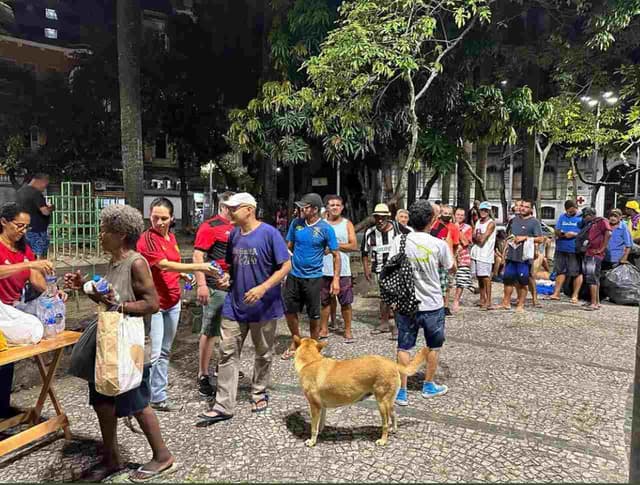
[149,301,181,403]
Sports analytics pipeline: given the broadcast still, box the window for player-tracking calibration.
[45,8,58,20]
[164,178,172,190]
[486,166,501,191]
[30,126,40,151]
[155,134,167,159]
[44,28,58,39]
[542,166,556,191]
[541,206,556,220]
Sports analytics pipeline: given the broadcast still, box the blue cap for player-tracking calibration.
[479,202,491,210]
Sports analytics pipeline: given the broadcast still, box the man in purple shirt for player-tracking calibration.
[196,193,291,426]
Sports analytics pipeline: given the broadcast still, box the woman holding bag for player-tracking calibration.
[0,202,55,418]
[137,197,221,412]
[64,204,174,482]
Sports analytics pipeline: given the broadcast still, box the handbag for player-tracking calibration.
[95,311,145,396]
[379,234,420,317]
[69,318,98,382]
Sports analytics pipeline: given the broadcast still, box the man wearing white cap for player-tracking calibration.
[361,203,411,337]
[196,193,291,425]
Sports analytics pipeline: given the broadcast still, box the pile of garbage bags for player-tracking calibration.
[601,264,640,306]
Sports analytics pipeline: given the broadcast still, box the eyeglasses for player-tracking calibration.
[11,221,31,231]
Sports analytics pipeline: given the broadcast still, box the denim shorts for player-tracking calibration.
[201,288,227,337]
[25,231,49,257]
[503,260,531,286]
[396,308,445,351]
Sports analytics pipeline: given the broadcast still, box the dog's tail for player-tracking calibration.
[396,348,428,376]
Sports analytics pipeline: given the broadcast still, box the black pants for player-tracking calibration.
[0,363,14,417]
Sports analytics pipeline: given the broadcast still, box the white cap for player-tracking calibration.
[225,192,257,208]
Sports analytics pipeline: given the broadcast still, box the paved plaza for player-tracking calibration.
[0,286,636,482]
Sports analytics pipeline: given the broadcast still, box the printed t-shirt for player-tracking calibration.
[194,215,233,288]
[506,216,542,262]
[286,218,338,279]
[0,241,35,304]
[389,232,453,312]
[361,222,410,274]
[222,223,291,323]
[137,229,181,310]
[555,213,582,253]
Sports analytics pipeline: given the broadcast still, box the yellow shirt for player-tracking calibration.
[627,217,640,242]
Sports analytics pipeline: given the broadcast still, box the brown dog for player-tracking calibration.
[292,336,427,447]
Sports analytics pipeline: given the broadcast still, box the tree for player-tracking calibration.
[117,0,144,211]
[300,0,493,209]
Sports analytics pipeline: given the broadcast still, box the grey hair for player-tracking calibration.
[396,209,409,216]
[100,204,145,248]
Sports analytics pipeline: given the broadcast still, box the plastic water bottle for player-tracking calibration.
[44,275,58,298]
[91,275,120,303]
[183,275,194,303]
[54,298,66,333]
[41,302,57,339]
[210,261,224,278]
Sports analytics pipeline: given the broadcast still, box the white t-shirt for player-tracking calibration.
[389,231,453,312]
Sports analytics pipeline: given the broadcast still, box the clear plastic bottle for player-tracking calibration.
[41,302,57,339]
[54,298,66,333]
[44,275,58,298]
[43,317,57,339]
[91,275,120,303]
[210,261,224,278]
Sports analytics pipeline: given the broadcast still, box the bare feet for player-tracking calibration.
[515,306,525,313]
[570,297,579,304]
[544,295,561,301]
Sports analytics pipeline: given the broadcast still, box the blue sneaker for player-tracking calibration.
[395,387,409,406]
[422,382,448,398]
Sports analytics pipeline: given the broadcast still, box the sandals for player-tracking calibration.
[343,336,355,344]
[129,462,178,482]
[251,395,269,413]
[370,328,391,335]
[195,411,233,427]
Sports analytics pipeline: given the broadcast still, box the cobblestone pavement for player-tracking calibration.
[0,285,635,482]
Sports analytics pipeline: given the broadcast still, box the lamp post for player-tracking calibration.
[580,91,618,207]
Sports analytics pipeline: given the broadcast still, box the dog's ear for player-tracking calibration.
[293,335,302,348]
[315,340,327,352]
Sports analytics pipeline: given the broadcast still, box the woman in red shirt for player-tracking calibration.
[136,198,220,411]
[0,202,55,418]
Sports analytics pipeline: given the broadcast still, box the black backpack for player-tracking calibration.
[379,234,420,317]
[575,220,593,254]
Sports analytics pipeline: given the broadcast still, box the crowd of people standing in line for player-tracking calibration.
[1,171,638,479]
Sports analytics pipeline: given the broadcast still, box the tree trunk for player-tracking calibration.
[177,149,190,227]
[457,141,473,209]
[441,172,451,204]
[407,170,417,207]
[420,171,440,200]
[117,0,144,212]
[535,137,553,220]
[261,157,277,224]
[499,151,508,223]
[475,140,489,201]
[521,134,536,201]
[288,164,295,218]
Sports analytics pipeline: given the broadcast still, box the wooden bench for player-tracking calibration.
[0,330,81,458]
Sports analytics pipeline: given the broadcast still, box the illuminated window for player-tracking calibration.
[45,8,58,20]
[44,28,58,39]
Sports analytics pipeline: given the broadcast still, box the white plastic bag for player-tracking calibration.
[523,237,535,261]
[95,311,145,396]
[0,301,43,345]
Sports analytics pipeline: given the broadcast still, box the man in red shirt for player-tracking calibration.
[581,207,612,311]
[430,204,459,316]
[194,192,235,398]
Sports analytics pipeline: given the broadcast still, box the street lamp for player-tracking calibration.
[580,91,618,198]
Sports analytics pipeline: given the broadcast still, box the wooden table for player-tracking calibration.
[0,330,81,458]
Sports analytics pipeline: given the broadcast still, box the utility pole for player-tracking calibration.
[629,306,640,483]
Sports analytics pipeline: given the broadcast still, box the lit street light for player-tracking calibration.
[580,91,618,201]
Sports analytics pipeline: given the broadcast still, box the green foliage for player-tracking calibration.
[586,0,640,50]
[416,129,458,174]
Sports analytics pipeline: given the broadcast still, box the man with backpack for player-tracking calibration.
[580,207,612,311]
[361,203,411,337]
[387,200,453,407]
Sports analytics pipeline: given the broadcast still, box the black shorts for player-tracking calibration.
[88,365,151,418]
[554,251,580,277]
[284,275,322,320]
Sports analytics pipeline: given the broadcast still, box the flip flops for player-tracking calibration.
[370,328,391,335]
[280,348,295,360]
[195,411,233,427]
[251,395,269,413]
[129,462,178,482]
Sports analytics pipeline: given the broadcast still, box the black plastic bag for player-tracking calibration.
[69,318,97,382]
[601,264,640,306]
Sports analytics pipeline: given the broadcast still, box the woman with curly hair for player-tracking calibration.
[64,204,174,482]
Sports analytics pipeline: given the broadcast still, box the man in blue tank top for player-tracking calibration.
[319,195,358,343]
